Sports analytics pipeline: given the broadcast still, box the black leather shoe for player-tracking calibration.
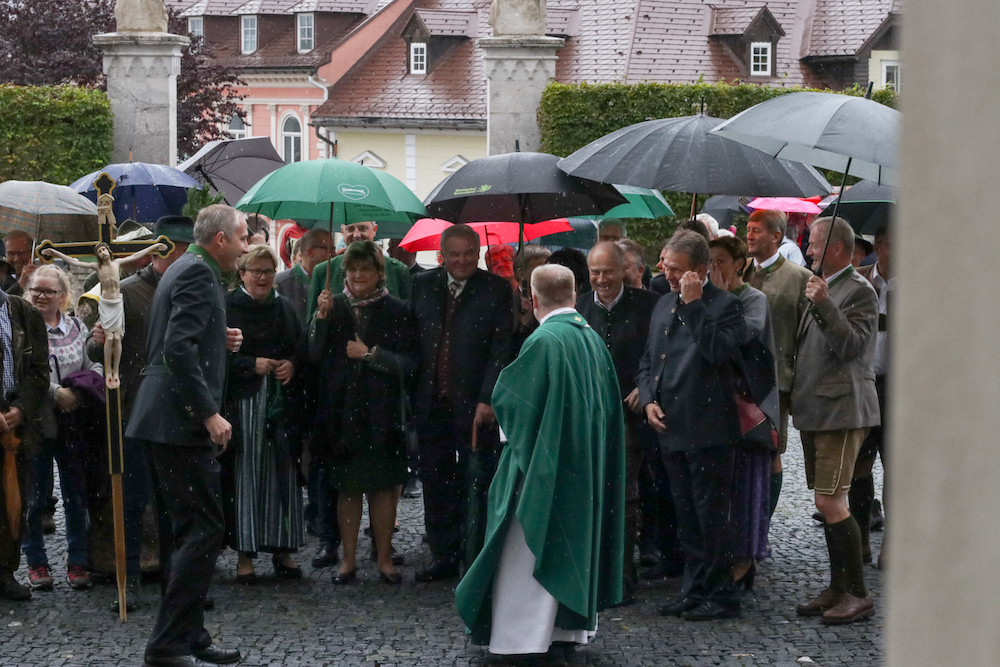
[331,569,357,585]
[414,560,459,582]
[680,600,741,621]
[312,546,339,569]
[379,570,403,585]
[658,596,697,616]
[272,556,303,579]
[193,644,241,664]
[143,655,216,667]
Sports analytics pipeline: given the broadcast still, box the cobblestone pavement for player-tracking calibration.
[0,428,884,667]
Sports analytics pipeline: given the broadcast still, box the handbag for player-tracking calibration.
[736,392,778,451]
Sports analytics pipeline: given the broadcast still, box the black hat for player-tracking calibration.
[154,216,195,244]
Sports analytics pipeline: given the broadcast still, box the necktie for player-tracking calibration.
[435,282,461,399]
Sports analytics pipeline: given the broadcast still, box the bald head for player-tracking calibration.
[531,264,576,310]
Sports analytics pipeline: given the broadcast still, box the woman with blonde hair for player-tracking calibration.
[23,264,104,592]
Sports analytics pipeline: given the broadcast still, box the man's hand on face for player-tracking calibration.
[805,275,830,304]
[679,271,703,303]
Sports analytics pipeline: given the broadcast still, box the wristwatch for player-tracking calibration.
[364,346,376,361]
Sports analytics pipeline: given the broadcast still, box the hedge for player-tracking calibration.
[0,85,114,185]
[538,81,897,259]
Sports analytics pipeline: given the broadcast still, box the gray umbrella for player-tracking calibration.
[819,180,895,234]
[557,114,832,218]
[709,91,900,186]
[179,136,285,205]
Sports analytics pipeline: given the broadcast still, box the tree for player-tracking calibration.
[0,0,245,159]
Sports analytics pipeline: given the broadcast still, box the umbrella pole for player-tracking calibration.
[326,201,334,292]
[689,193,697,219]
[518,194,527,301]
[816,157,853,277]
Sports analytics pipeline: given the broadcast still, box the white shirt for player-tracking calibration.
[446,272,468,298]
[593,285,624,311]
[48,312,69,335]
[755,251,781,269]
[539,306,576,327]
[870,261,891,376]
[779,237,806,266]
[824,264,851,285]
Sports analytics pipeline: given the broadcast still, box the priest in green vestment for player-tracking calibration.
[455,264,626,658]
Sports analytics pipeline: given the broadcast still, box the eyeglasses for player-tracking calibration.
[243,269,276,279]
[28,288,61,298]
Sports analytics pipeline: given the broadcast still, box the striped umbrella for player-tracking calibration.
[0,180,99,242]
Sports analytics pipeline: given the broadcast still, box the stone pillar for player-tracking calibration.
[94,32,189,166]
[888,1,1000,666]
[478,36,564,155]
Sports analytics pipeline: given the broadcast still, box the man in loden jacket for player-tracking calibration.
[792,216,880,625]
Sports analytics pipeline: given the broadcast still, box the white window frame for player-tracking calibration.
[241,15,257,55]
[351,150,386,169]
[410,42,427,74]
[227,115,246,140]
[881,60,900,92]
[440,155,469,173]
[297,13,314,53]
[750,41,771,77]
[280,112,303,163]
[188,16,204,39]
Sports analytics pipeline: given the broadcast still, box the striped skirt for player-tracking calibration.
[233,375,304,553]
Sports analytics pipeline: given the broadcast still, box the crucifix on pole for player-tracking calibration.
[35,172,174,622]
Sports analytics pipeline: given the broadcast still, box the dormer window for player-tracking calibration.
[750,42,772,76]
[297,13,314,53]
[188,16,204,39]
[241,15,257,54]
[410,42,427,74]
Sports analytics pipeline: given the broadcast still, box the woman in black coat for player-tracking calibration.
[311,240,419,585]
[224,244,305,583]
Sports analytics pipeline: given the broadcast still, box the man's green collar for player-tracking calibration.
[827,264,855,288]
[294,263,309,283]
[186,244,223,279]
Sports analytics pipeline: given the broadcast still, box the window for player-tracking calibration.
[882,60,900,92]
[241,15,257,54]
[410,42,427,74]
[227,115,246,140]
[188,16,203,39]
[297,13,314,53]
[282,115,302,163]
[750,42,771,76]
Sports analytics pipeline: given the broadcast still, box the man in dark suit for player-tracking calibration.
[577,241,667,604]
[127,205,248,667]
[410,224,513,582]
[637,230,746,621]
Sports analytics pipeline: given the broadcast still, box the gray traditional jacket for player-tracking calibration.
[791,266,880,432]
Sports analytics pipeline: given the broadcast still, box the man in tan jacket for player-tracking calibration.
[744,209,813,516]
[792,216,880,625]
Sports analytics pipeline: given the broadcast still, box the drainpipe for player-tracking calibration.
[307,74,332,157]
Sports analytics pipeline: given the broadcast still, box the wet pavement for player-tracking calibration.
[0,427,884,666]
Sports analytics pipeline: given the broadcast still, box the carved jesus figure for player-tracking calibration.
[43,242,167,389]
[488,0,547,36]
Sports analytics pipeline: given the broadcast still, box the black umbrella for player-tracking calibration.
[426,152,626,224]
[557,114,832,218]
[178,136,285,205]
[700,195,747,230]
[818,180,895,235]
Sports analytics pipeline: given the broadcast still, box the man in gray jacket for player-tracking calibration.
[792,216,880,625]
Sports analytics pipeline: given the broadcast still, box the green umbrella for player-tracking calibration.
[599,184,674,220]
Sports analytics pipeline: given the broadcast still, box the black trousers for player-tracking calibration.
[122,436,150,578]
[418,398,499,565]
[143,441,224,658]
[663,444,738,605]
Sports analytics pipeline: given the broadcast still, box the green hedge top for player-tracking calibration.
[539,80,897,157]
[0,85,114,186]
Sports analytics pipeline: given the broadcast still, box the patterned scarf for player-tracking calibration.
[342,283,389,319]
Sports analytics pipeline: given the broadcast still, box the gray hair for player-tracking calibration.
[194,204,242,245]
[748,209,788,237]
[514,244,551,267]
[588,241,626,269]
[664,229,710,268]
[299,228,332,252]
[531,263,576,308]
[440,223,480,251]
[811,216,855,256]
[617,239,644,269]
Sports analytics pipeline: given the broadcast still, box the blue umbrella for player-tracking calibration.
[70,163,201,223]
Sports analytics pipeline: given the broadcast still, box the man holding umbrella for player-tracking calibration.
[793,216,879,625]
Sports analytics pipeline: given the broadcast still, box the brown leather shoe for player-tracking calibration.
[822,593,875,624]
[796,587,843,616]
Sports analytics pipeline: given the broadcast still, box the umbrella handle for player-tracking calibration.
[816,157,853,276]
[689,193,698,219]
[326,202,334,293]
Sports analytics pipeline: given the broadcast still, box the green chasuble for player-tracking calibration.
[306,253,413,320]
[454,311,626,645]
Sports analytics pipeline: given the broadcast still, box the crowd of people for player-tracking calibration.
[0,202,891,667]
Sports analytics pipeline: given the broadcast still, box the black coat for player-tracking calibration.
[636,280,745,452]
[410,268,513,418]
[127,250,229,447]
[225,288,302,399]
[308,294,419,463]
[576,286,663,399]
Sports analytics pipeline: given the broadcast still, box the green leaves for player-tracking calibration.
[0,85,113,184]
